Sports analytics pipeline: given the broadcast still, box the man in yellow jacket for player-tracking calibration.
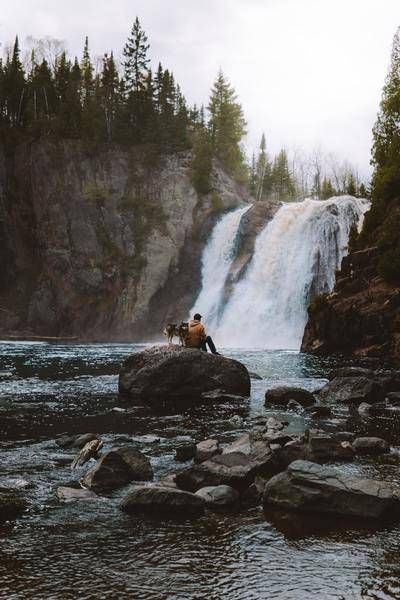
[185,313,219,354]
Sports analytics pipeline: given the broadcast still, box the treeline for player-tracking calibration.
[353,26,400,282]
[249,134,366,203]
[0,20,248,191]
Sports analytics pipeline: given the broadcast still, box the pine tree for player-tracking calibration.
[123,17,150,94]
[100,52,120,142]
[271,149,296,201]
[345,172,357,196]
[3,36,26,125]
[207,70,247,178]
[321,177,336,200]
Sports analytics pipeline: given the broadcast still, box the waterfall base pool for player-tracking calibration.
[0,342,399,600]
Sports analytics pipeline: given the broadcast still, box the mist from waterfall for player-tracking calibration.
[190,205,250,329]
[193,196,369,350]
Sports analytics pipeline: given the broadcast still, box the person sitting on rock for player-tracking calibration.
[185,313,219,354]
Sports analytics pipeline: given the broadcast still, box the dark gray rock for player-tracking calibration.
[195,439,221,463]
[318,377,385,405]
[175,443,196,462]
[352,437,390,455]
[82,446,153,492]
[265,387,315,407]
[249,371,263,380]
[277,431,354,467]
[0,491,27,522]
[263,460,400,520]
[119,345,250,402]
[304,405,332,418]
[176,433,278,492]
[387,392,400,405]
[328,367,374,380]
[195,485,239,509]
[120,485,205,517]
[287,399,304,412]
[201,390,247,403]
[56,433,100,449]
[57,486,97,502]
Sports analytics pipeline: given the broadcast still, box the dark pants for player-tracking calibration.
[200,335,218,354]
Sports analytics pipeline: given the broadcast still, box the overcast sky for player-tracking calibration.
[1,0,400,178]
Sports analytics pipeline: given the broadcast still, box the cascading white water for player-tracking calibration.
[189,204,250,329]
[214,196,369,349]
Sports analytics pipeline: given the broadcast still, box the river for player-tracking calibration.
[0,341,399,599]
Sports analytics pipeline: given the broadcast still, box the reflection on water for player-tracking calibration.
[0,341,399,599]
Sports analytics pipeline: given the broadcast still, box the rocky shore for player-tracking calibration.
[3,345,400,530]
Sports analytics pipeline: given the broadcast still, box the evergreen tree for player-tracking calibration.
[207,70,247,178]
[123,17,150,93]
[100,52,120,142]
[3,36,26,125]
[191,129,212,194]
[345,172,357,196]
[321,177,336,200]
[271,149,296,201]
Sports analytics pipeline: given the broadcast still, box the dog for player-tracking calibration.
[163,322,189,346]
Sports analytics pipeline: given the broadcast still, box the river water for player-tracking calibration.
[0,341,399,600]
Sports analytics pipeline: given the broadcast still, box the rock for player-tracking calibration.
[265,387,315,407]
[175,433,278,492]
[277,430,354,467]
[318,377,385,405]
[387,392,400,405]
[56,433,100,449]
[119,345,250,403]
[352,437,390,455]
[263,432,293,446]
[266,416,286,431]
[249,371,263,380]
[287,399,304,412]
[227,415,244,429]
[304,405,332,418]
[0,491,27,521]
[157,474,178,489]
[72,439,103,469]
[195,485,239,509]
[57,486,97,503]
[82,446,153,492]
[328,367,374,380]
[333,431,355,442]
[195,439,221,463]
[358,402,373,417]
[120,485,205,517]
[241,483,262,507]
[175,443,196,462]
[263,460,400,520]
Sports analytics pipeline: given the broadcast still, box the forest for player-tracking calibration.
[0,18,364,203]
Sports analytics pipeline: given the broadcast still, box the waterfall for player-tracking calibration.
[214,196,369,349]
[190,204,251,330]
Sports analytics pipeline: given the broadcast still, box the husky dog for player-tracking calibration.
[163,322,189,345]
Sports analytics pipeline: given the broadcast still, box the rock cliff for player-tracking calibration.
[301,246,400,365]
[0,139,249,340]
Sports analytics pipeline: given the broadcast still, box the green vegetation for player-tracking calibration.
[360,26,400,283]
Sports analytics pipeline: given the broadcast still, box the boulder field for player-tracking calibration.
[119,345,250,403]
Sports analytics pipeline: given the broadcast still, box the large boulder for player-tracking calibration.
[263,460,400,520]
[318,377,385,405]
[265,387,315,407]
[82,446,153,492]
[119,345,250,402]
[277,430,354,467]
[175,433,278,492]
[195,439,221,463]
[120,485,205,517]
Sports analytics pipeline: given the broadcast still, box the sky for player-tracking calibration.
[1,0,400,179]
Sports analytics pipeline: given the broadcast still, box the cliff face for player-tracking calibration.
[301,246,400,365]
[0,139,248,340]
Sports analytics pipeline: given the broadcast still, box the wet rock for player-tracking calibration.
[82,446,153,492]
[318,377,385,405]
[0,491,27,521]
[119,345,250,403]
[175,443,196,462]
[387,392,400,405]
[157,474,178,489]
[72,439,103,469]
[266,416,287,431]
[287,399,304,412]
[277,430,354,467]
[57,486,97,503]
[120,485,205,517]
[352,437,390,455]
[328,367,374,380]
[333,431,355,442]
[241,482,261,507]
[263,432,293,446]
[227,415,244,429]
[265,387,315,407]
[304,405,332,418]
[195,485,239,509]
[263,460,400,520]
[195,439,221,463]
[56,433,100,449]
[358,402,373,417]
[175,433,278,492]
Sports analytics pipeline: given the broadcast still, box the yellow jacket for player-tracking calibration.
[185,319,206,348]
